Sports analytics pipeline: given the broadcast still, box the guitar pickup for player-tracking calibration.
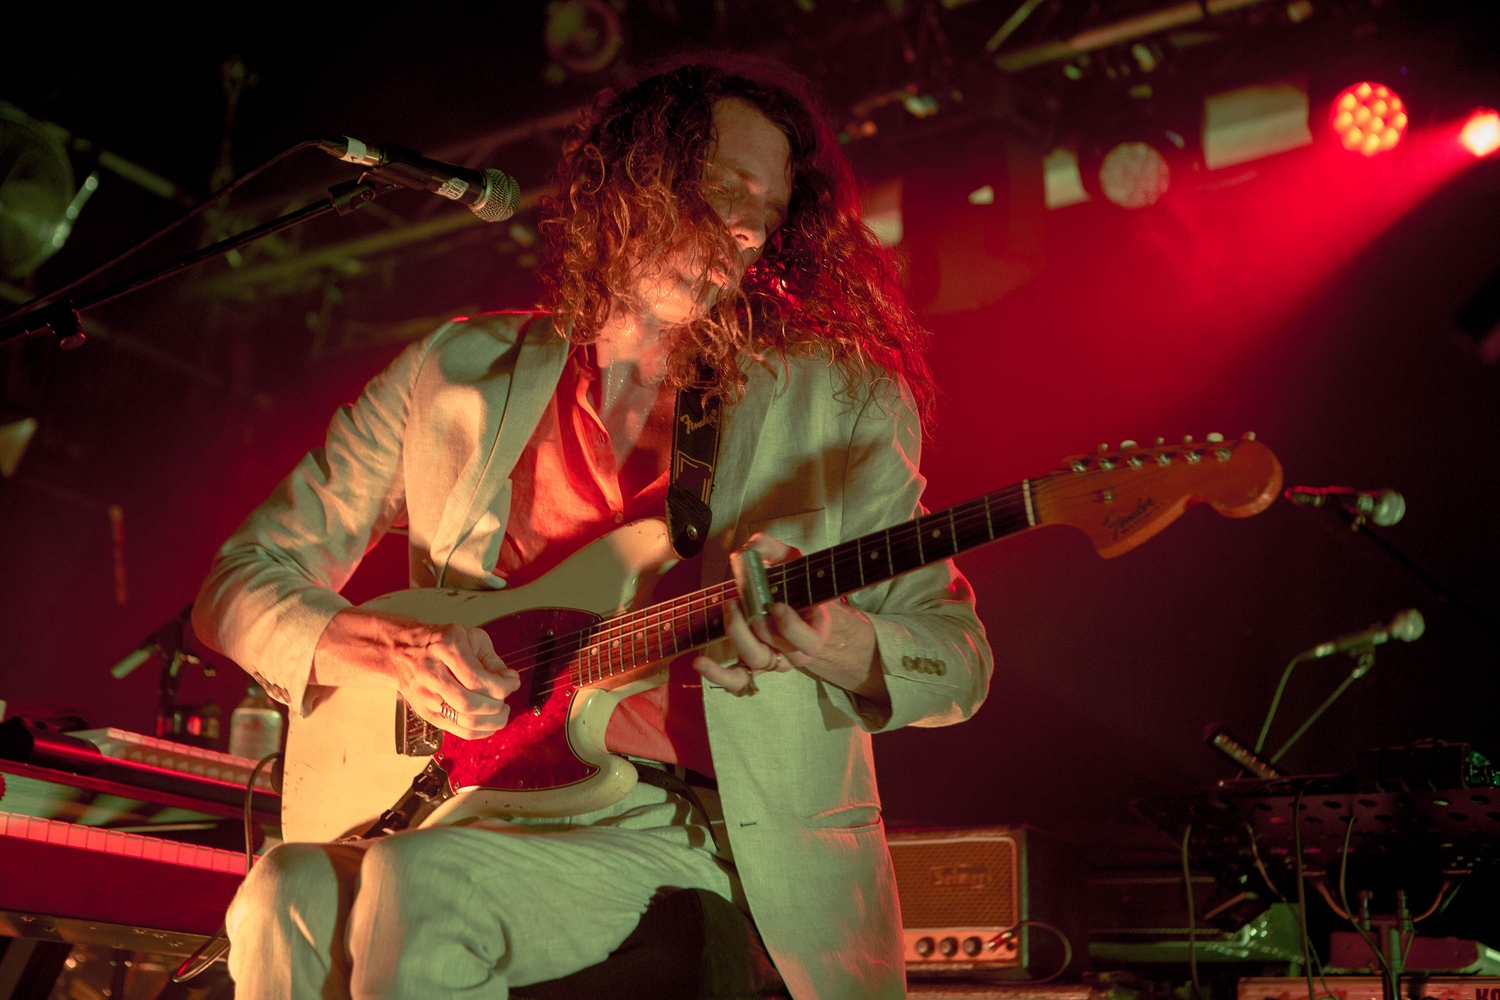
[394,697,442,756]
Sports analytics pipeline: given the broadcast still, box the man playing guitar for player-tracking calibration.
[194,54,993,999]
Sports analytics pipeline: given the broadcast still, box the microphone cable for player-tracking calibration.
[172,750,282,983]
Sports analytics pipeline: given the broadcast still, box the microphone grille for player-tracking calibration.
[1389,608,1425,643]
[1371,490,1406,527]
[472,169,520,223]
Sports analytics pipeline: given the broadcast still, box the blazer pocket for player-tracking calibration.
[805,802,883,832]
[747,508,827,554]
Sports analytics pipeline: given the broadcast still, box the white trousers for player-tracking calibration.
[226,779,740,999]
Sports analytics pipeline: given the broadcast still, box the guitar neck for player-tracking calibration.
[566,481,1037,686]
[765,482,1035,612]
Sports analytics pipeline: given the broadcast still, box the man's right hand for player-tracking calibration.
[311,608,519,739]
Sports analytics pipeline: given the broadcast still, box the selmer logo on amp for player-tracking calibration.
[888,826,1082,979]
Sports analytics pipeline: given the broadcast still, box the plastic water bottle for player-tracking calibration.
[228,685,283,762]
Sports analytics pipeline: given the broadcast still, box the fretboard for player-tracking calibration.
[561,481,1037,688]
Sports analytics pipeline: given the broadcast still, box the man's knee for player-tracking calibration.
[358,829,459,899]
[230,843,354,936]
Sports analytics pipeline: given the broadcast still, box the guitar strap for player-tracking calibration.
[666,376,722,559]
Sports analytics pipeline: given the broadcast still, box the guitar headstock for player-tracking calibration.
[1030,433,1284,558]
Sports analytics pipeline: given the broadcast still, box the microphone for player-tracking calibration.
[1311,608,1426,659]
[318,136,519,222]
[110,603,196,680]
[1285,485,1406,527]
[1204,725,1281,779]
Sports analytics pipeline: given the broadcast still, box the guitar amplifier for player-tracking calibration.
[889,825,1082,979]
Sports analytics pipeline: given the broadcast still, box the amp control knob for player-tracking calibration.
[914,937,935,957]
[962,936,983,956]
[938,936,959,957]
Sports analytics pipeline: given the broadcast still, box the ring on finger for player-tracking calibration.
[768,650,783,671]
[438,701,458,722]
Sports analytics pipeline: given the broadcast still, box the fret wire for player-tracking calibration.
[652,602,666,661]
[913,516,925,565]
[639,605,653,664]
[668,595,684,655]
[947,504,958,555]
[983,493,995,538]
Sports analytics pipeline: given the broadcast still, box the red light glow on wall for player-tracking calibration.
[1330,82,1408,156]
[1460,109,1500,158]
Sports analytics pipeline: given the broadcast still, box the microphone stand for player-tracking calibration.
[1339,514,1490,628]
[0,178,392,350]
[1268,648,1376,764]
[1290,500,1494,630]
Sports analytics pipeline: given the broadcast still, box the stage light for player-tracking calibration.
[1460,109,1500,158]
[1329,82,1407,156]
[0,416,37,478]
[1043,147,1090,209]
[1202,81,1312,170]
[1099,141,1170,208]
[862,177,904,245]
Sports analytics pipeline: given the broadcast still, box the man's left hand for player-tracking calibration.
[692,533,886,703]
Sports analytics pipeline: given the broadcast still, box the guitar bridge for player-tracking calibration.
[394,696,443,756]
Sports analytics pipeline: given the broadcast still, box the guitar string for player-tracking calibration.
[474,449,1252,699]
[513,489,1043,700]
[489,469,1204,696]
[488,491,1029,678]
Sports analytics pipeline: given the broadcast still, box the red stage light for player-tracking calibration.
[1459,109,1500,158]
[1329,82,1408,156]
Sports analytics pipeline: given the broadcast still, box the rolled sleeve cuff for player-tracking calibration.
[219,587,351,718]
[827,611,986,734]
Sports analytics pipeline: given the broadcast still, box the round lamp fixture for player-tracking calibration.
[1459,108,1500,158]
[1098,142,1170,209]
[1330,82,1408,156]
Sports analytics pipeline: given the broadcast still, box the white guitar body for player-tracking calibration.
[281,519,683,843]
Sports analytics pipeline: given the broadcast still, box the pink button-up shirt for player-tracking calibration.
[497,346,714,777]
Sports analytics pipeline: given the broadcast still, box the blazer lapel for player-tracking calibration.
[433,317,570,583]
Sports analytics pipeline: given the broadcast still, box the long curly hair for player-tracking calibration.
[537,53,936,430]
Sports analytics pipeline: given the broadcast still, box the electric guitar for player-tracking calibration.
[281,433,1282,843]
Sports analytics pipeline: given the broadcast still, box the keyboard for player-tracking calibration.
[0,810,244,938]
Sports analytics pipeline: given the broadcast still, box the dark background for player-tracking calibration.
[1,0,1497,924]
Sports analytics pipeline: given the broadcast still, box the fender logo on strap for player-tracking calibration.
[678,411,717,434]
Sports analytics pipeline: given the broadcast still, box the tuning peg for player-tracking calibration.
[1242,431,1256,440]
[1120,439,1137,449]
[1206,432,1224,443]
[1098,443,1109,453]
[1183,434,1194,443]
[1154,436,1165,446]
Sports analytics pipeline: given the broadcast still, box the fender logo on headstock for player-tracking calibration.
[1103,496,1157,541]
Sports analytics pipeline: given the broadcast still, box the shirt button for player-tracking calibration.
[613,511,624,524]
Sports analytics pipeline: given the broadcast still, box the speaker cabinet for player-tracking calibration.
[889,825,1082,979]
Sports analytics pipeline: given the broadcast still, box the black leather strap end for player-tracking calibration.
[667,483,713,559]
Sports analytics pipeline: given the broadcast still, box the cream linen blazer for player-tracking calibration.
[194,313,993,1000]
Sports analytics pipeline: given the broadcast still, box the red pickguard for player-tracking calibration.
[437,607,602,792]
